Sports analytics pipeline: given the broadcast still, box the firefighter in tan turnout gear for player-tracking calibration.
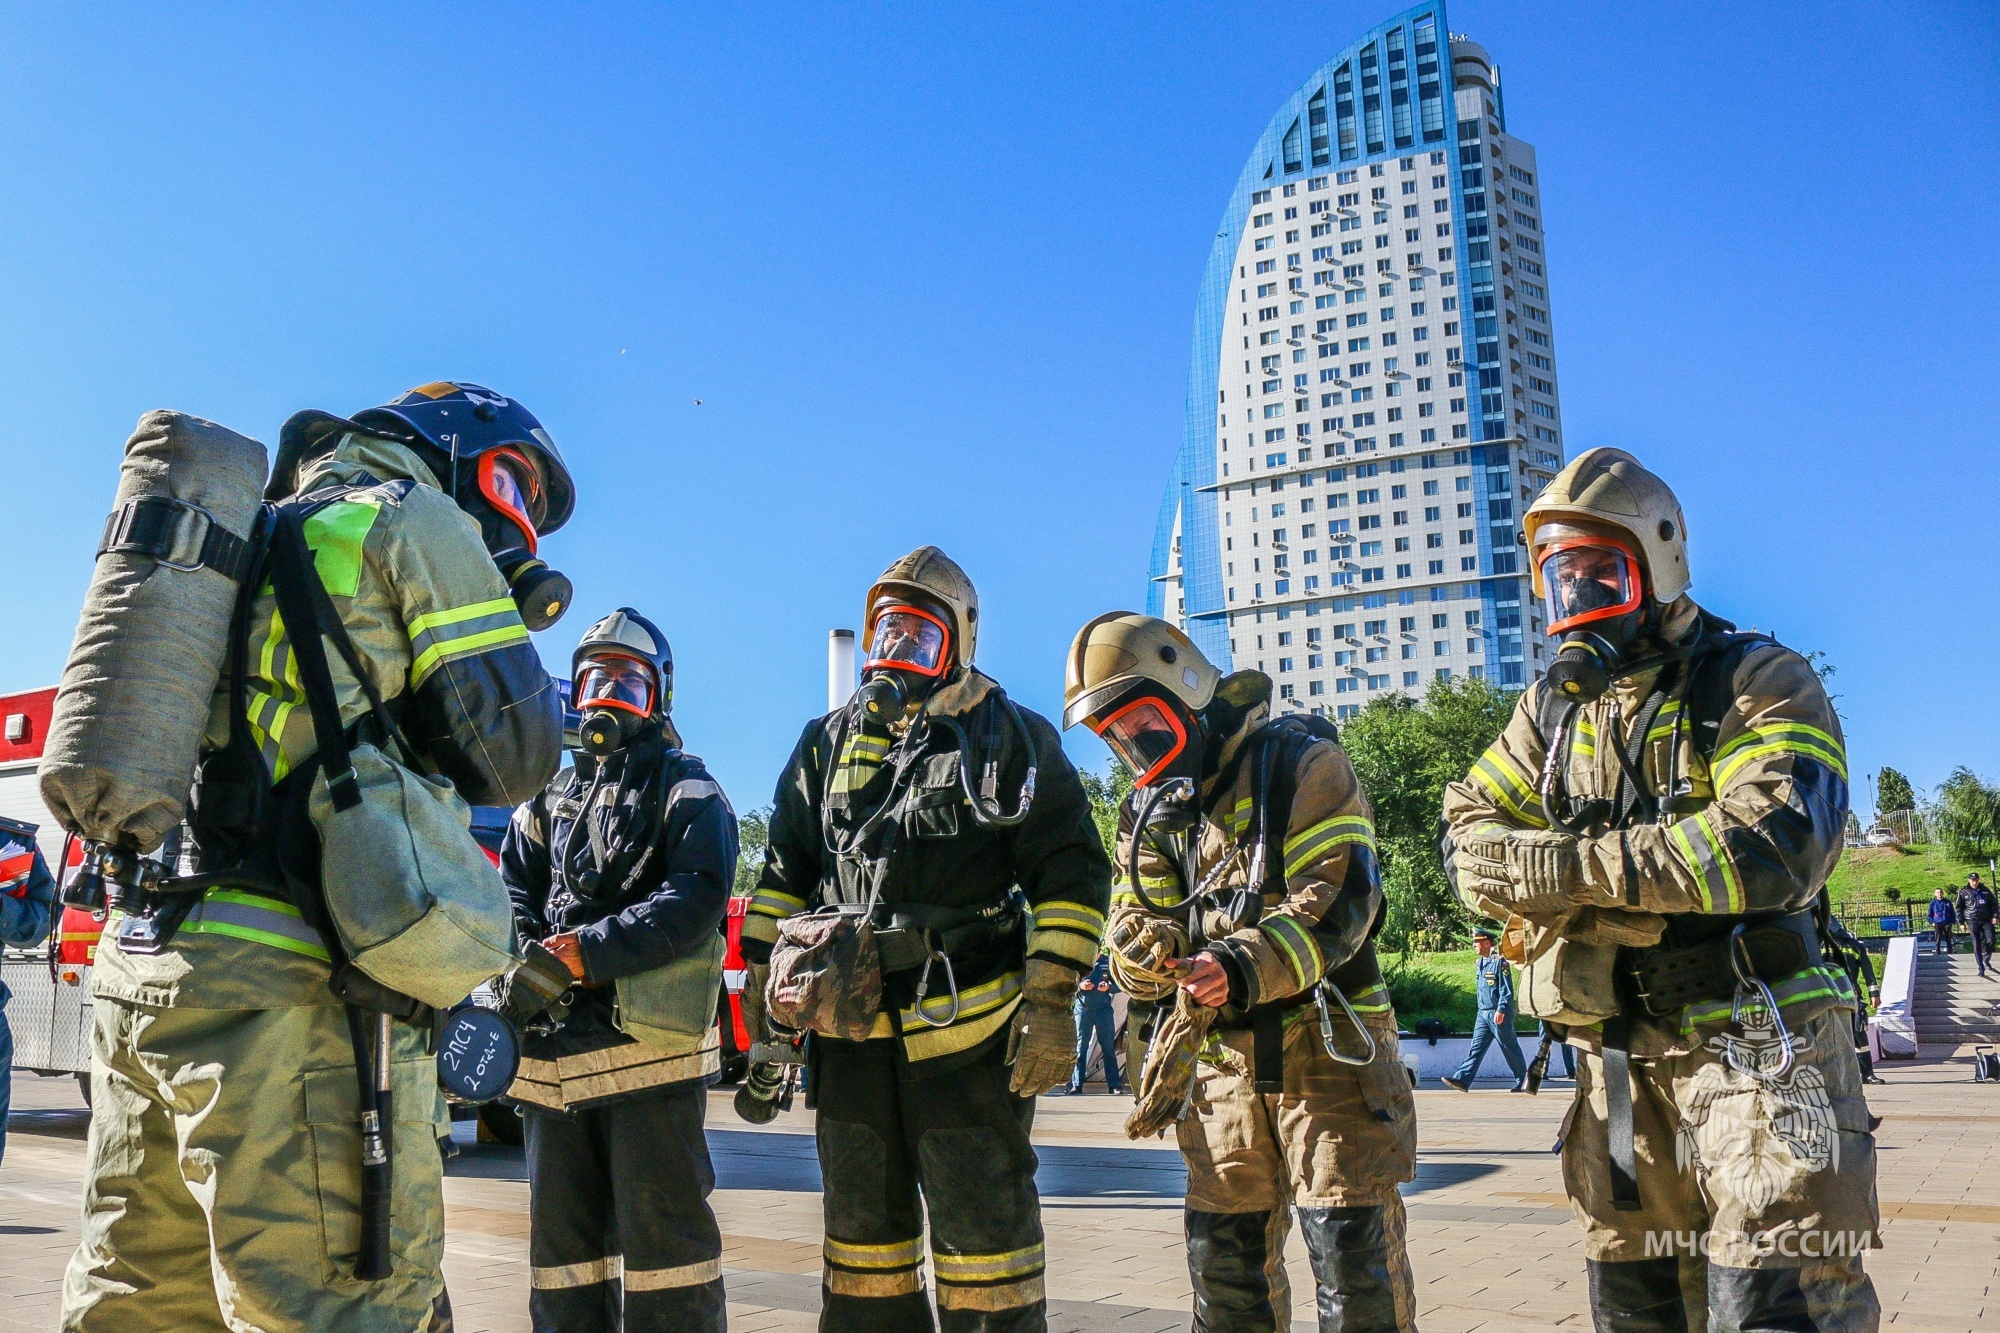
[60,385,570,1332]
[1065,613,1416,1333]
[741,547,1112,1333]
[1442,448,1878,1333]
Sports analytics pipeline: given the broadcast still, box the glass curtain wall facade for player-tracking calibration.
[1148,5,1567,716]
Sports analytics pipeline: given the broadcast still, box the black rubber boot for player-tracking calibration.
[1707,1260,1879,1333]
[1588,1257,1685,1333]
[1297,1206,1400,1331]
[1186,1209,1279,1333]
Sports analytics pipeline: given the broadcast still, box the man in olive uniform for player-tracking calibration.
[502,608,738,1332]
[741,546,1111,1333]
[1442,447,1879,1332]
[63,384,571,1332]
[1065,612,1416,1333]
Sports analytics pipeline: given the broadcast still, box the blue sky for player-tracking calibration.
[1,2,1993,818]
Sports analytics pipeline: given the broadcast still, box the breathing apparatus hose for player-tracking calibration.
[935,693,1039,828]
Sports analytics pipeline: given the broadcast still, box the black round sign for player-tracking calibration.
[437,1005,521,1105]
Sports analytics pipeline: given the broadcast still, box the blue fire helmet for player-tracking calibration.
[353,383,575,535]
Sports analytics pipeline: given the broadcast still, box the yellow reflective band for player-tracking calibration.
[1282,814,1375,879]
[1471,749,1548,828]
[1114,886,1188,910]
[1669,811,1741,914]
[1259,915,1325,990]
[1027,927,1099,968]
[1031,901,1106,933]
[932,1243,1046,1282]
[1344,983,1392,1014]
[747,888,806,919]
[409,622,531,688]
[406,596,519,640]
[203,888,305,918]
[902,969,1023,1028]
[825,1236,925,1269]
[1644,700,1683,745]
[623,1259,721,1292]
[301,499,381,598]
[1667,821,1716,914]
[900,992,1023,1063]
[1711,725,1848,788]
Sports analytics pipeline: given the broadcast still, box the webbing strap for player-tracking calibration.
[98,496,254,580]
[1252,1002,1285,1094]
[1601,1014,1642,1211]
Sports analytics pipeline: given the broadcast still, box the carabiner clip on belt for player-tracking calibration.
[1314,980,1378,1067]
[1725,923,1796,1080]
[911,948,962,1028]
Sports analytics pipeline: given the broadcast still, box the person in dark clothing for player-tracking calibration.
[1956,873,1998,976]
[1537,1017,1576,1080]
[1928,887,1956,956]
[740,547,1112,1333]
[500,608,739,1333]
[1825,915,1886,1085]
[0,829,56,1169]
[1067,955,1124,1094]
[1442,930,1527,1092]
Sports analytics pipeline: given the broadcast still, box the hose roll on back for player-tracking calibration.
[41,410,268,854]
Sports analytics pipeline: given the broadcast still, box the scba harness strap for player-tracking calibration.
[1530,623,1804,1213]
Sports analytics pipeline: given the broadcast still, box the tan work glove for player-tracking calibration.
[1456,826,1591,915]
[1106,914,1190,1002]
[1006,958,1080,1097]
[743,961,772,1046]
[1124,988,1217,1140]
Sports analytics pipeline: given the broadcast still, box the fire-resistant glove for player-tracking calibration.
[1455,826,1592,916]
[499,939,575,1026]
[1006,958,1080,1097]
[1106,914,1191,1002]
[742,961,772,1047]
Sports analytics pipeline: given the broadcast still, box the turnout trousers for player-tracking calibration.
[522,1082,725,1332]
[61,1000,447,1333]
[1174,1010,1417,1333]
[814,1035,1046,1333]
[1562,1007,1881,1333]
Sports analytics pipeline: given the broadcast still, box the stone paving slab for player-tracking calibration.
[3,1050,1997,1330]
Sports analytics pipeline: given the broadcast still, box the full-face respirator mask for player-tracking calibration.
[856,604,953,724]
[463,446,572,632]
[1539,537,1653,704]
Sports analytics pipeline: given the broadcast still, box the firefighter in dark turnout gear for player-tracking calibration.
[64,384,568,1332]
[741,547,1112,1333]
[1066,612,1416,1333]
[1443,448,1879,1333]
[501,608,738,1333]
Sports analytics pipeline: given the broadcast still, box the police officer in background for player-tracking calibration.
[0,825,57,1168]
[501,608,738,1333]
[742,547,1111,1333]
[64,383,570,1331]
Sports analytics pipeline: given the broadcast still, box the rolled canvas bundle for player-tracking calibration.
[41,411,267,853]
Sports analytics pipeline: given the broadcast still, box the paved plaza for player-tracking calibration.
[2,1048,1996,1331]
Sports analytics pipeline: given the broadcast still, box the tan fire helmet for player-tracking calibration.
[1062,612,1219,732]
[864,546,979,668]
[1523,447,1690,604]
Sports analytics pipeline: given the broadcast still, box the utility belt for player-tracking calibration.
[1623,908,1820,1019]
[1598,907,1824,1216]
[872,899,1023,975]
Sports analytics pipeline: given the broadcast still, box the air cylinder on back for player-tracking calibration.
[40,411,268,855]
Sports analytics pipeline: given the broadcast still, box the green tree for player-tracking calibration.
[1876,767,1916,816]
[1339,675,1519,951]
[733,805,772,896]
[1077,760,1134,862]
[1933,768,2000,862]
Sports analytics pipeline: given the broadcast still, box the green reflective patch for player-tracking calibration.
[303,499,382,597]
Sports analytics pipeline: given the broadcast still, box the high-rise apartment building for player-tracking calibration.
[1148,5,1567,716]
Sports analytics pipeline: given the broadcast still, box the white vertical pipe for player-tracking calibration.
[828,630,856,712]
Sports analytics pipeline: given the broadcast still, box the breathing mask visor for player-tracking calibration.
[856,605,951,723]
[1539,537,1648,703]
[1090,694,1192,788]
[471,447,572,632]
[574,652,656,756]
